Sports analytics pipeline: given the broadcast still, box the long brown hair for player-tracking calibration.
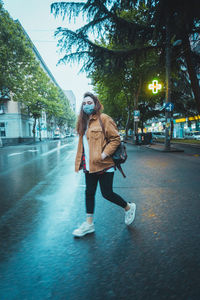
[76,92,103,136]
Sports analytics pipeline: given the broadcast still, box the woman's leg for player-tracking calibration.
[99,172,128,208]
[85,172,99,223]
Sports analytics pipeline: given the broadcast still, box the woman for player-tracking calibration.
[73,92,136,237]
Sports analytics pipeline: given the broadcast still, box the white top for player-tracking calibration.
[83,132,114,172]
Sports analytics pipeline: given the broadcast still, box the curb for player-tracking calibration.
[146,145,184,152]
[125,141,184,152]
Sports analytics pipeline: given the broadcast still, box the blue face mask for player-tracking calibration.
[83,103,95,115]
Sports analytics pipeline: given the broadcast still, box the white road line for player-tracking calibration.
[8,152,24,157]
[41,144,69,157]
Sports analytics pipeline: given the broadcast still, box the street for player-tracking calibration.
[0,139,200,300]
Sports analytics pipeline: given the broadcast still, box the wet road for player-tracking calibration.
[0,140,200,299]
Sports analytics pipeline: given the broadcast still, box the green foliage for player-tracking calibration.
[0,3,34,97]
[51,0,200,115]
[0,1,75,136]
[90,7,165,130]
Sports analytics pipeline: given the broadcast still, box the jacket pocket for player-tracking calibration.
[90,127,102,140]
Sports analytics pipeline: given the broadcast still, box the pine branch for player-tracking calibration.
[51,1,149,34]
[55,27,161,56]
[51,2,85,21]
[76,16,109,35]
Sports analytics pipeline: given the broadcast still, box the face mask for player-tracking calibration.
[83,103,95,115]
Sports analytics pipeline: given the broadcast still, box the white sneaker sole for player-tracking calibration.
[73,228,95,237]
[125,203,136,225]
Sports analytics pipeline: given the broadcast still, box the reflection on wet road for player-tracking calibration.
[0,138,87,299]
[0,140,78,217]
[0,142,199,299]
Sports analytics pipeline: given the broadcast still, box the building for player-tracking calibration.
[0,20,69,146]
[63,90,76,113]
[145,114,200,138]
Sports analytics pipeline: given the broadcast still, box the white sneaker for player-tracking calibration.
[125,202,136,225]
[72,221,95,237]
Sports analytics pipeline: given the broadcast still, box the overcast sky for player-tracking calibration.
[3,0,92,111]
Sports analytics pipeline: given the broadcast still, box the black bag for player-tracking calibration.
[111,142,127,165]
[99,117,127,178]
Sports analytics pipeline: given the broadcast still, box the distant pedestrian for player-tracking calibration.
[73,92,136,237]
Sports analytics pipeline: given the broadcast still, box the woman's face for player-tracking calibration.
[82,96,95,107]
[82,96,95,115]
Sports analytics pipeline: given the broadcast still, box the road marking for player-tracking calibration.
[27,149,38,152]
[8,152,24,157]
[41,144,69,156]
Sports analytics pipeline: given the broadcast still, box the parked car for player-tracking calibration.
[65,133,76,137]
[184,131,200,140]
[152,132,165,140]
[53,133,65,139]
[53,133,60,139]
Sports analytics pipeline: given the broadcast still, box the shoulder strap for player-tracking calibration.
[99,116,126,178]
[99,116,106,138]
[117,165,126,178]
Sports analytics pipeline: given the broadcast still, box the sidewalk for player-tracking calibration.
[125,138,184,152]
[145,143,184,152]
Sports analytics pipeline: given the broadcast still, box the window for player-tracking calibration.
[0,104,5,114]
[0,122,6,137]
[0,131,6,137]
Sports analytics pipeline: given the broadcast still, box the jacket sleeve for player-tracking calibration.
[101,114,121,156]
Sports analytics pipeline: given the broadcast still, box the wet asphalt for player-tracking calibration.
[0,138,200,300]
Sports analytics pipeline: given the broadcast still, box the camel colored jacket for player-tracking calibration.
[75,113,121,173]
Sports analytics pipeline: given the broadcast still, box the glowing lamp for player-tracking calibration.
[148,80,162,94]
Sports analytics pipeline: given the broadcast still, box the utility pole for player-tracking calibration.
[165,13,171,151]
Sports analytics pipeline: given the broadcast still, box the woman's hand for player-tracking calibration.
[101,152,107,160]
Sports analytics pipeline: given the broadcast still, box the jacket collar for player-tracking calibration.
[89,113,99,121]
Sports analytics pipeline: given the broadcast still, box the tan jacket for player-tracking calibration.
[75,113,121,173]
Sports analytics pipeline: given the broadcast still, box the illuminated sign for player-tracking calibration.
[175,118,186,123]
[148,80,162,94]
[188,115,200,121]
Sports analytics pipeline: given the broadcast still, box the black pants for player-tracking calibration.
[85,172,127,214]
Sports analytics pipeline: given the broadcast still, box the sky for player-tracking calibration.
[3,0,92,112]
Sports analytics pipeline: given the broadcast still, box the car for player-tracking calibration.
[152,132,165,140]
[53,133,60,139]
[184,131,200,140]
[53,133,65,139]
[65,133,76,137]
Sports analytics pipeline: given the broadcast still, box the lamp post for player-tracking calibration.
[164,11,172,151]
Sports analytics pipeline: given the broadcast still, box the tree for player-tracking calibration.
[90,8,165,135]
[51,0,200,114]
[147,0,200,113]
[0,2,35,99]
[18,65,64,141]
[51,1,155,73]
[0,1,75,141]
